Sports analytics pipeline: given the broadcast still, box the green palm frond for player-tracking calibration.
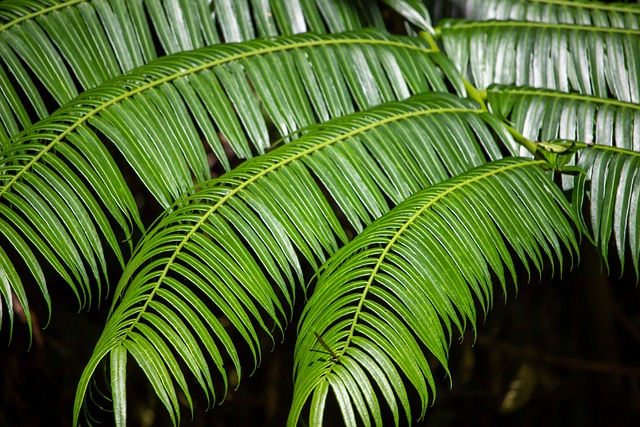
[438,18,640,102]
[289,157,580,427]
[0,0,390,142]
[487,85,640,274]
[487,85,639,151]
[2,0,638,425]
[73,92,516,426]
[451,0,640,25]
[0,120,140,337]
[1,29,464,338]
[575,147,640,275]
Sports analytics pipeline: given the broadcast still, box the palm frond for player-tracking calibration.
[487,85,640,151]
[0,30,462,338]
[450,0,640,26]
[575,147,640,276]
[438,18,640,103]
[487,85,640,275]
[289,157,580,427]
[72,92,516,426]
[0,0,390,142]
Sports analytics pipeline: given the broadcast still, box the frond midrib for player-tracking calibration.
[0,0,85,33]
[0,35,434,203]
[588,145,640,158]
[120,104,481,341]
[439,19,640,35]
[497,0,640,15]
[491,86,640,111]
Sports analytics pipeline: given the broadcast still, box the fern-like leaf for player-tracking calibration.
[7,30,459,207]
[289,158,580,426]
[487,85,640,152]
[575,147,640,276]
[439,17,640,102]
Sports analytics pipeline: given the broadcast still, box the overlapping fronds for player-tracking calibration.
[487,85,640,275]
[73,92,516,426]
[0,30,463,337]
[289,158,580,427]
[450,0,640,26]
[2,0,638,425]
[438,18,640,102]
[7,31,459,207]
[0,0,392,142]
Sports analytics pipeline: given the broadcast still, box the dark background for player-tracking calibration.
[2,242,640,426]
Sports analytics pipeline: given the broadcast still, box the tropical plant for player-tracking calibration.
[1,0,638,425]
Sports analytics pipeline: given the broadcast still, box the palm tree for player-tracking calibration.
[1,0,638,425]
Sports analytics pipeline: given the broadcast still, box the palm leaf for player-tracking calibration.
[574,147,640,276]
[438,18,640,102]
[487,85,640,275]
[0,0,390,142]
[1,29,462,338]
[450,0,640,25]
[73,92,517,426]
[289,157,580,426]
[487,85,640,152]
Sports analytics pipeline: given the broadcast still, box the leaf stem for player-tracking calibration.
[418,31,439,52]
[418,30,487,111]
[501,122,539,155]
[465,84,487,111]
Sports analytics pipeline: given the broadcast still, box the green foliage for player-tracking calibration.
[0,0,638,426]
